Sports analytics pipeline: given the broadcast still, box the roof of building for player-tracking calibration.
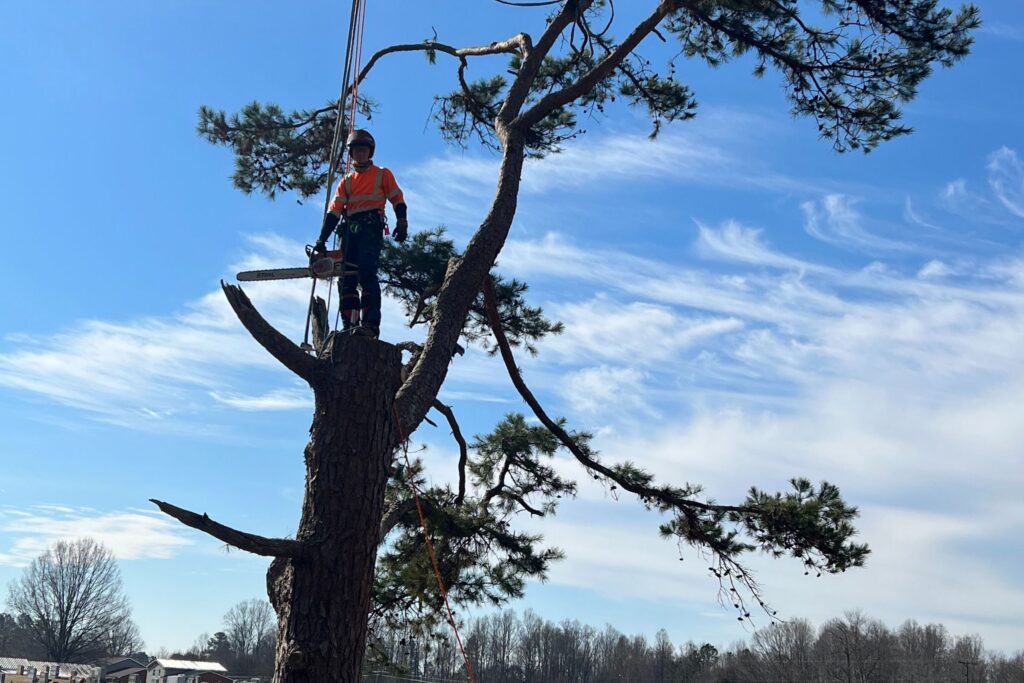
[106,666,148,679]
[0,657,100,677]
[149,659,227,673]
[97,657,147,673]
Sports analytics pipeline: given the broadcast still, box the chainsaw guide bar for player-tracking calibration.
[236,250,356,282]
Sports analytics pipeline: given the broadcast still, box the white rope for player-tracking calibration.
[304,0,364,348]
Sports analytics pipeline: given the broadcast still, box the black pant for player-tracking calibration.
[338,211,384,328]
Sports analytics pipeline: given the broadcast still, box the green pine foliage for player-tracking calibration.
[380,227,563,354]
[374,414,575,634]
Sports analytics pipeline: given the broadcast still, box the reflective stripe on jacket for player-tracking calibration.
[328,164,404,217]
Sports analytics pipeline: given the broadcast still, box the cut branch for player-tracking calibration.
[150,499,308,558]
[482,277,752,516]
[221,282,320,383]
[311,295,330,356]
[432,399,469,505]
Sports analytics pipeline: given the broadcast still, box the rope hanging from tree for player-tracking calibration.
[393,407,479,683]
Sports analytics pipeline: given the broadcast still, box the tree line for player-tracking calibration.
[365,609,1024,683]
[5,539,1021,682]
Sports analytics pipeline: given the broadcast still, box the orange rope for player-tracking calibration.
[392,405,478,683]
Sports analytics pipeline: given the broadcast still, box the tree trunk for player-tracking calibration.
[268,335,403,683]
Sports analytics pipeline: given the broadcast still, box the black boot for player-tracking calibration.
[354,323,379,338]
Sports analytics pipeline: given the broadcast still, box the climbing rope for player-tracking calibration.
[313,4,477,680]
[392,406,478,683]
[302,0,367,348]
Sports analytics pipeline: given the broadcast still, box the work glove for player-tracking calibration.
[393,218,409,243]
[313,240,327,254]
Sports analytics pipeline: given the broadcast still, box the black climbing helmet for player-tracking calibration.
[346,129,375,158]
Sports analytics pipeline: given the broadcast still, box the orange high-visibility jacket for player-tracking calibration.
[328,164,404,218]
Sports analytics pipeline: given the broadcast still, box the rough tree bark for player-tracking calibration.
[155,284,409,683]
[265,335,402,683]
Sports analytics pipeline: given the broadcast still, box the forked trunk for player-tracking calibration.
[268,335,403,683]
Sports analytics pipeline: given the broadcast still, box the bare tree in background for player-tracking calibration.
[224,599,276,662]
[102,619,145,660]
[6,538,142,662]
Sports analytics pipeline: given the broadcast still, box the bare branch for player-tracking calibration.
[482,277,752,515]
[221,282,320,383]
[516,0,675,129]
[432,399,469,505]
[150,499,308,559]
[355,37,529,93]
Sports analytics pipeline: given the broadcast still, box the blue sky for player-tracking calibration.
[2,0,1024,656]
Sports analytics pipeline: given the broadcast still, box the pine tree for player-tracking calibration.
[154,2,979,681]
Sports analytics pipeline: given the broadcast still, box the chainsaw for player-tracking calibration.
[236,246,357,282]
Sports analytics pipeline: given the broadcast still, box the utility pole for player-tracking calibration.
[958,659,976,683]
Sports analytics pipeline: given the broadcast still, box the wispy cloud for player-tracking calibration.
[987,146,1024,219]
[695,219,828,272]
[902,196,943,232]
[401,112,831,237]
[0,506,193,567]
[558,365,657,423]
[209,388,310,411]
[801,194,911,252]
[980,22,1024,42]
[917,259,951,279]
[0,235,413,432]
[544,296,743,365]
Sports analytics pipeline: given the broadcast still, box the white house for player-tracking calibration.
[144,660,226,683]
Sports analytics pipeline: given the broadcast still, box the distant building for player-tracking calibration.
[144,660,227,683]
[0,657,99,683]
[94,658,146,683]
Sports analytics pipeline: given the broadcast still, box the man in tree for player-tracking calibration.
[314,128,409,337]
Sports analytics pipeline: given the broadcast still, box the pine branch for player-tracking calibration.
[482,277,748,516]
[499,0,591,125]
[516,0,676,129]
